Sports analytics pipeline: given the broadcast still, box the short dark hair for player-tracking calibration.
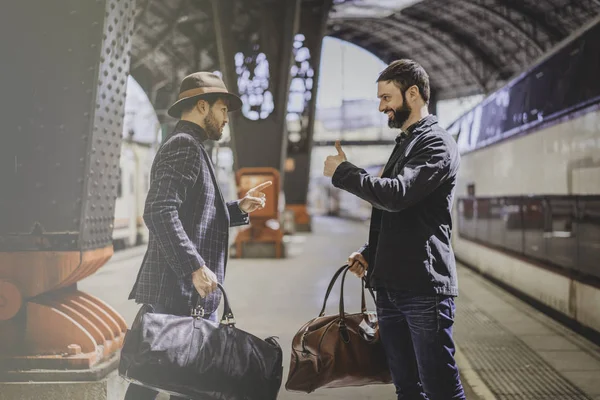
[377,59,430,103]
[180,93,224,114]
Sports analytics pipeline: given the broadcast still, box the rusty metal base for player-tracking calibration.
[0,288,127,371]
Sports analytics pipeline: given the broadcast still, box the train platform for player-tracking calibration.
[79,216,600,400]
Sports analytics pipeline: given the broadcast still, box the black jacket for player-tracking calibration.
[332,115,460,296]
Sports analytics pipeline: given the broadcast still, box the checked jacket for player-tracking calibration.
[128,120,249,315]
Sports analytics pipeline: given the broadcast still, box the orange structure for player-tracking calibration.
[0,248,127,370]
[285,204,312,232]
[233,168,285,258]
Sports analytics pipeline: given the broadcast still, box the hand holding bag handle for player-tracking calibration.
[192,283,235,326]
[120,282,284,400]
[286,265,392,392]
[318,265,376,319]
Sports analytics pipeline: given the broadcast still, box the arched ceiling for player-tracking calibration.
[328,0,600,99]
[130,0,600,119]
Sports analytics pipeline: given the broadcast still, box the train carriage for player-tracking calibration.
[449,16,600,335]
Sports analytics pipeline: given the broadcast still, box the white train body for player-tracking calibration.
[449,18,600,335]
[111,76,160,249]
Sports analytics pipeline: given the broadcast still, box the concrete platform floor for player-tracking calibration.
[78,216,600,399]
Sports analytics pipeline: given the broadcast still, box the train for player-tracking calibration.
[111,76,161,250]
[448,16,600,336]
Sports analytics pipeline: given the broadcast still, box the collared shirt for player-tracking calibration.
[175,120,208,142]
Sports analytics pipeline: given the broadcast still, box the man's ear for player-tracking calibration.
[407,85,420,102]
[196,99,207,114]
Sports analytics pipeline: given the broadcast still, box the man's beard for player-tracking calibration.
[387,91,411,129]
[204,110,223,140]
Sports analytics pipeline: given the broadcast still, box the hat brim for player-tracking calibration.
[167,92,243,119]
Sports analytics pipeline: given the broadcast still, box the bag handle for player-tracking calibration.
[192,283,235,327]
[318,265,376,319]
[318,265,349,317]
[339,266,377,320]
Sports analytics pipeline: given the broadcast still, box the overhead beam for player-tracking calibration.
[377,18,490,92]
[454,0,544,56]
[501,0,567,41]
[339,20,483,94]
[403,8,508,78]
[131,3,190,70]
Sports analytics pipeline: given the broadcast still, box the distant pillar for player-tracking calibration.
[0,0,133,391]
[429,88,439,117]
[212,0,301,174]
[283,0,334,232]
[212,0,301,256]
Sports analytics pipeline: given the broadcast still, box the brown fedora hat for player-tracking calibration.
[167,72,243,118]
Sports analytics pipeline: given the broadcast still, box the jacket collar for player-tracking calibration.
[176,120,209,142]
[395,115,438,143]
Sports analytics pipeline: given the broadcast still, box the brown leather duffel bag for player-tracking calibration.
[285,265,392,393]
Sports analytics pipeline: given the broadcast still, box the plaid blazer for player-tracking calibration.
[128,121,249,315]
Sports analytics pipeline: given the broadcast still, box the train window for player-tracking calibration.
[458,198,476,239]
[546,197,577,270]
[467,183,475,197]
[504,197,524,254]
[117,167,122,198]
[452,22,600,155]
[576,198,600,278]
[475,198,490,242]
[522,198,546,262]
[488,198,504,248]
[459,195,599,280]
[579,28,600,104]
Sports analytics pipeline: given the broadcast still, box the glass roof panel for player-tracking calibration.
[330,0,423,19]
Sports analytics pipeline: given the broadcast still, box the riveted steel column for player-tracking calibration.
[283,0,333,231]
[1,0,135,252]
[0,0,135,379]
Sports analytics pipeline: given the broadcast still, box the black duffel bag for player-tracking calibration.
[119,284,283,399]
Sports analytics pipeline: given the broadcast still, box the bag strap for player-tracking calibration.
[318,265,349,317]
[339,268,377,322]
[216,283,235,326]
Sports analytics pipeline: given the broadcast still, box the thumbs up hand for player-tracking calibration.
[324,140,348,177]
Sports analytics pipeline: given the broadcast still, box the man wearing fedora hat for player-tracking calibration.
[125,72,271,400]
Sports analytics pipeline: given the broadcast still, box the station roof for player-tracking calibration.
[328,0,600,99]
[130,0,600,109]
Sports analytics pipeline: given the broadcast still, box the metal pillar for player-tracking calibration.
[212,0,301,174]
[283,0,333,232]
[0,0,134,388]
[212,0,301,257]
[430,88,439,117]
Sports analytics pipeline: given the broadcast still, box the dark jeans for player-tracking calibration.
[376,290,466,400]
[123,304,218,400]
